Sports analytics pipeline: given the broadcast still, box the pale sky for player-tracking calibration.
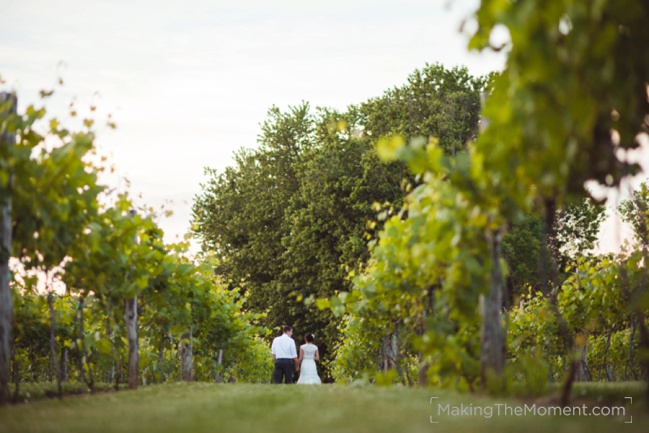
[0,0,644,254]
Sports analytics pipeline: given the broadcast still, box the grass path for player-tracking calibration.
[0,383,647,433]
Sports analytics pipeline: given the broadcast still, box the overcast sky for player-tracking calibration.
[1,0,643,253]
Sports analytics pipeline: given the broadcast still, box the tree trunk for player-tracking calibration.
[629,318,638,379]
[381,335,389,373]
[124,296,139,388]
[0,92,17,406]
[11,339,18,403]
[403,358,413,387]
[215,349,223,383]
[158,331,166,383]
[78,298,94,390]
[107,364,114,385]
[47,292,63,399]
[27,351,38,382]
[180,326,192,381]
[75,302,85,386]
[417,359,430,386]
[390,330,404,384]
[575,339,590,382]
[557,324,577,407]
[561,358,577,406]
[480,230,505,386]
[540,198,577,407]
[105,316,114,385]
[60,346,68,382]
[113,351,122,392]
[604,326,614,382]
[47,292,62,399]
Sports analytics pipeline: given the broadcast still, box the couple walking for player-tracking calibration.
[271,325,321,384]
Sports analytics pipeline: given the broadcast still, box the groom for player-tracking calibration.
[271,325,298,384]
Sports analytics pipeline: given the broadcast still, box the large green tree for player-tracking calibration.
[192,64,489,379]
[359,64,490,155]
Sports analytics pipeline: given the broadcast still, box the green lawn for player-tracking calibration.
[0,383,646,433]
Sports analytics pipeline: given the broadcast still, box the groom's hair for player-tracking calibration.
[283,325,293,333]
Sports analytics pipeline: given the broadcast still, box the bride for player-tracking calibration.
[296,333,322,384]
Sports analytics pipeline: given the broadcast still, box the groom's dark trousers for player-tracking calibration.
[273,358,293,384]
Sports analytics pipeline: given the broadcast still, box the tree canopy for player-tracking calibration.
[192,64,490,378]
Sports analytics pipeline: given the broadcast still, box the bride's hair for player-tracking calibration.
[305,333,315,343]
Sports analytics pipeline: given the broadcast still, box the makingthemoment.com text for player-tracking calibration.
[430,399,626,420]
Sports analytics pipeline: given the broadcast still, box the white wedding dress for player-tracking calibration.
[297,343,322,384]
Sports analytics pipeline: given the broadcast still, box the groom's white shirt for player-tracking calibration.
[271,333,297,359]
